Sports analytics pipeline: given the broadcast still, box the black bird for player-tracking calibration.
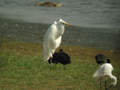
[48,49,71,70]
[95,54,106,65]
[106,58,111,63]
[95,54,111,65]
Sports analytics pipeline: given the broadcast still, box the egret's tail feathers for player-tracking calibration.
[43,54,51,61]
[43,50,52,61]
[43,56,49,61]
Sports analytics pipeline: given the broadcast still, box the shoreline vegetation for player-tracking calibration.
[0,39,120,56]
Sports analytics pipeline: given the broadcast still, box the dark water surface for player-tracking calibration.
[0,0,120,28]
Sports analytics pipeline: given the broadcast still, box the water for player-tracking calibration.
[0,0,120,28]
[0,0,120,50]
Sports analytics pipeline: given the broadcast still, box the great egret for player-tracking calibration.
[93,59,117,90]
[48,49,71,70]
[43,19,71,61]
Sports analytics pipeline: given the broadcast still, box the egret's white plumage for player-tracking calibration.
[93,63,117,86]
[43,19,70,61]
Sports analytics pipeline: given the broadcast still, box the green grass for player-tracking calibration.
[0,40,119,90]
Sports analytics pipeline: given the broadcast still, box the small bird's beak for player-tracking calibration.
[64,22,72,26]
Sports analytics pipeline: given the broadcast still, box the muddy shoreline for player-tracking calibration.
[0,18,120,50]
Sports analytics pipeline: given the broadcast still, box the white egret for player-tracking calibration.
[43,19,71,61]
[93,59,117,90]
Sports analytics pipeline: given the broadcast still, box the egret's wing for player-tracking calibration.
[43,48,52,61]
[42,23,57,61]
[55,36,62,48]
[43,41,50,61]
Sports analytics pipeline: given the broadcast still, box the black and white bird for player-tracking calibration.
[48,49,71,70]
[93,58,117,90]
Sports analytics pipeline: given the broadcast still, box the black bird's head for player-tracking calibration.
[106,59,111,63]
[59,49,63,52]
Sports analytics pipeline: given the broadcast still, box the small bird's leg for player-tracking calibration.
[99,79,102,90]
[107,84,113,90]
[105,79,107,90]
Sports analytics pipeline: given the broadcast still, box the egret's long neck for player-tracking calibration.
[110,74,117,86]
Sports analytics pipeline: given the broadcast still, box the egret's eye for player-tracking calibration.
[62,22,65,24]
[59,21,63,24]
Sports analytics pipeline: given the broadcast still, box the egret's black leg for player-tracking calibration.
[50,63,52,71]
[54,63,57,69]
[49,57,52,71]
[100,79,102,90]
[63,65,66,70]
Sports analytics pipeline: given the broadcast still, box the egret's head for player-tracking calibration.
[58,19,71,26]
